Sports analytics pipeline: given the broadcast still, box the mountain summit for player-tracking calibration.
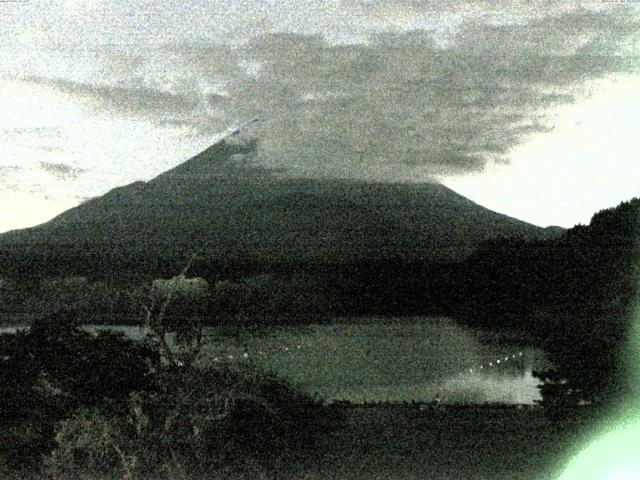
[0,136,560,278]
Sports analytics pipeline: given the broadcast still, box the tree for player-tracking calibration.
[143,274,209,368]
[142,250,210,368]
[0,308,159,468]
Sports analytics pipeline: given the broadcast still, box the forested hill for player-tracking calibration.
[457,197,640,326]
[451,197,640,405]
[0,137,559,280]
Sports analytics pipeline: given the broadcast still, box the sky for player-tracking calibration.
[0,0,639,232]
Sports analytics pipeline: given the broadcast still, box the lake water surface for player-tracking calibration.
[2,317,549,404]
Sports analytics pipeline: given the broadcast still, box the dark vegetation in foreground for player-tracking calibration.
[0,311,339,479]
[0,307,596,480]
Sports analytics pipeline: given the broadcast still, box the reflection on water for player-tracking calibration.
[238,317,549,404]
[441,367,541,405]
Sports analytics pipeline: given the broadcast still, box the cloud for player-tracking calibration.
[38,162,85,180]
[0,126,64,139]
[222,8,638,178]
[11,4,639,181]
[0,165,23,173]
[23,76,206,120]
[345,0,620,25]
[0,166,23,188]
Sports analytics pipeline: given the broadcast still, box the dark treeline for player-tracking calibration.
[0,258,463,326]
[454,198,639,406]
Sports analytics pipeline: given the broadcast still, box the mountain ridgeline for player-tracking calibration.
[0,136,559,280]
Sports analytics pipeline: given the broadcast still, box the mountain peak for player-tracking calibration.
[0,140,560,278]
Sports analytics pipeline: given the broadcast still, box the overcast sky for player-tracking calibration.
[1,0,639,231]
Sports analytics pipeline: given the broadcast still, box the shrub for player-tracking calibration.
[44,365,339,479]
[0,311,159,467]
[45,407,135,479]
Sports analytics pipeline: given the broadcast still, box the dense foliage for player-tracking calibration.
[0,310,338,478]
[0,310,159,468]
[44,367,334,479]
[456,198,640,405]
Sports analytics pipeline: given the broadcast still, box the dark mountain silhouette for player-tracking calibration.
[0,136,561,279]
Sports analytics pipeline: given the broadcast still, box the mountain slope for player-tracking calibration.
[0,137,561,278]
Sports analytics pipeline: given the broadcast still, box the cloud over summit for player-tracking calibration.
[3,2,639,183]
[226,8,639,179]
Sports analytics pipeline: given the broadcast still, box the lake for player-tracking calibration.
[2,316,549,404]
